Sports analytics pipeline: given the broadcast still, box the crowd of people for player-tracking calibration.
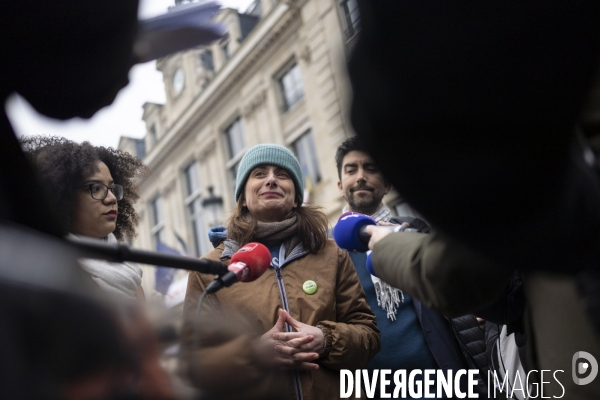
[1,0,599,399]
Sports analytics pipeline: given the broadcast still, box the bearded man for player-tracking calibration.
[334,136,479,399]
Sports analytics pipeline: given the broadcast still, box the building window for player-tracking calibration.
[200,50,214,71]
[293,130,321,187]
[340,0,360,38]
[224,118,245,159]
[221,41,231,62]
[183,162,207,257]
[150,195,165,247]
[229,159,242,188]
[172,68,185,95]
[224,118,245,190]
[279,63,304,112]
[149,124,157,145]
[135,138,146,159]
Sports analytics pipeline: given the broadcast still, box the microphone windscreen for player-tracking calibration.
[365,251,377,277]
[333,212,376,252]
[230,242,271,281]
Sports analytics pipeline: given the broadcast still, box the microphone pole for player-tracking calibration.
[66,236,227,276]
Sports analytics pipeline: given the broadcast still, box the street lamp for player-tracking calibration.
[201,186,224,228]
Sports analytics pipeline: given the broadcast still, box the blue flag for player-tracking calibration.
[155,241,180,295]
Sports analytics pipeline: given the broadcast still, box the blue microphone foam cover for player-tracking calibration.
[365,252,377,277]
[333,212,376,253]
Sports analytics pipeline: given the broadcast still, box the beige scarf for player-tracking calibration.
[224,214,302,258]
[254,215,302,257]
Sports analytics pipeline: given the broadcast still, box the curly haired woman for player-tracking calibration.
[22,136,148,300]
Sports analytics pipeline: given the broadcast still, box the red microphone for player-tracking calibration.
[205,242,271,294]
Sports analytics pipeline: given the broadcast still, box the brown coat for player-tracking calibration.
[181,239,380,400]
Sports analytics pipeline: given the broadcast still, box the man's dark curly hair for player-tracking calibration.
[21,136,148,242]
[335,135,367,179]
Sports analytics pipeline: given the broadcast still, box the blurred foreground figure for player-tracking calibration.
[0,2,173,398]
[1,1,140,234]
[349,1,600,398]
[0,228,172,399]
[348,0,600,277]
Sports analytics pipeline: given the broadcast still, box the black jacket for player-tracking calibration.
[450,315,489,396]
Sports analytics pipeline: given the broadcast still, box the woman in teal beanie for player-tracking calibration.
[182,143,380,400]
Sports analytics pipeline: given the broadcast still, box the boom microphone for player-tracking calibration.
[66,235,227,275]
[205,242,271,294]
[333,212,376,252]
[333,212,406,252]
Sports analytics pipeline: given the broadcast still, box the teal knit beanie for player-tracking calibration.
[235,144,304,201]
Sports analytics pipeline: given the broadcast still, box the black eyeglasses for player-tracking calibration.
[83,183,124,201]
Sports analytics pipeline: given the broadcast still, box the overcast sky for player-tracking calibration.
[6,0,255,149]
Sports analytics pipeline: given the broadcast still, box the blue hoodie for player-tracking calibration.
[208,226,227,248]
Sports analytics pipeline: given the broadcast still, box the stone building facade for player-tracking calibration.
[119,0,406,295]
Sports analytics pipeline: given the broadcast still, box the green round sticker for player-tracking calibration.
[303,280,317,295]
